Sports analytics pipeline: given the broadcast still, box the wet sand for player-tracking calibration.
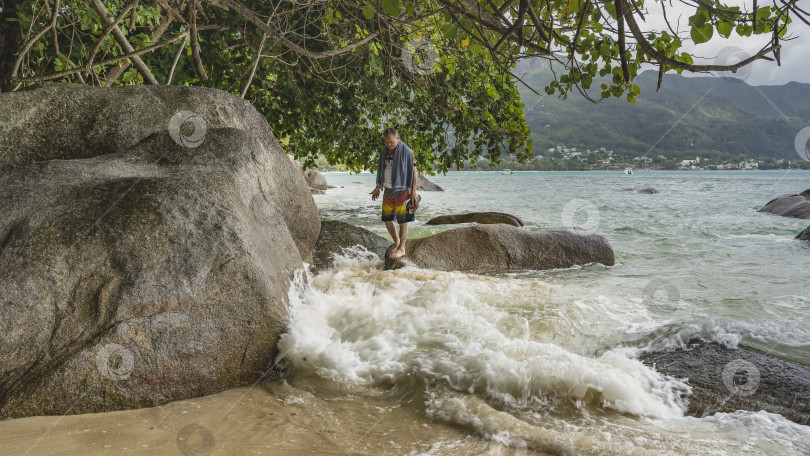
[0,379,549,456]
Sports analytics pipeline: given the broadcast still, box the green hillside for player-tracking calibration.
[516,66,809,162]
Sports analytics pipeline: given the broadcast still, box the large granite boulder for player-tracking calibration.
[0,82,320,418]
[797,225,810,241]
[305,170,328,190]
[426,212,524,227]
[384,224,614,271]
[417,175,444,191]
[641,342,810,425]
[757,189,810,219]
[312,220,391,271]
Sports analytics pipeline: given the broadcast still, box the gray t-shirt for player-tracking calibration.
[383,149,394,189]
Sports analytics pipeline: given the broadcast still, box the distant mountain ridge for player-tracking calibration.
[516,66,809,161]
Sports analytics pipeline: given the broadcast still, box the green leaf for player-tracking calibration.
[717,20,733,39]
[361,4,375,20]
[604,1,616,19]
[381,0,400,16]
[736,24,753,37]
[688,13,706,28]
[691,23,713,44]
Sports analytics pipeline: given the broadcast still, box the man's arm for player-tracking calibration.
[371,148,383,200]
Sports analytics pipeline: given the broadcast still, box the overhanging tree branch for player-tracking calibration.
[89,0,159,84]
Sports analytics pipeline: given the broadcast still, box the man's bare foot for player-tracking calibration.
[390,248,407,259]
[386,244,400,259]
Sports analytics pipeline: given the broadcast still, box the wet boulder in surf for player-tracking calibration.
[620,187,659,194]
[385,224,614,271]
[757,189,810,219]
[312,220,391,271]
[417,175,444,191]
[0,82,320,418]
[796,225,810,241]
[426,212,524,227]
[304,170,328,191]
[641,342,810,425]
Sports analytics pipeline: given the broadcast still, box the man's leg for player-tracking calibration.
[385,220,400,248]
[395,222,409,256]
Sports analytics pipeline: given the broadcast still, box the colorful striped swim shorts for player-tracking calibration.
[381,188,415,224]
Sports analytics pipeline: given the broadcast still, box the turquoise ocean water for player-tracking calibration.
[279,170,810,455]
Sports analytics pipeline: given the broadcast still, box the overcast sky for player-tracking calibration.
[637,1,809,85]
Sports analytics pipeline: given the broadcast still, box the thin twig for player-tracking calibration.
[189,0,208,80]
[166,35,188,84]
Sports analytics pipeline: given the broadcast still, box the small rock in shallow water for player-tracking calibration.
[426,212,524,227]
[757,189,810,219]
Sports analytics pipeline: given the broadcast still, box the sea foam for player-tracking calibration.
[277,249,689,420]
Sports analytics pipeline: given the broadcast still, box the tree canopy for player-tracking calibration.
[0,0,807,172]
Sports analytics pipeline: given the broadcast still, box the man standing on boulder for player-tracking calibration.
[370,127,418,259]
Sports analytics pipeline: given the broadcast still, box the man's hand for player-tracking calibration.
[410,189,418,204]
[371,187,381,201]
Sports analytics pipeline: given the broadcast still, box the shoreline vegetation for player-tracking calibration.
[320,168,810,174]
[309,156,810,174]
